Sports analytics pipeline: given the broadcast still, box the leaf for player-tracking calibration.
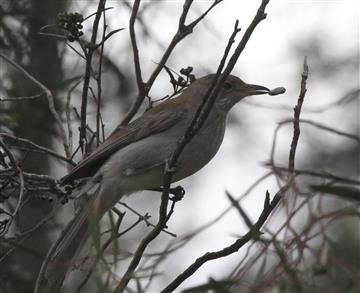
[225,191,253,229]
[225,191,262,239]
[181,278,235,293]
[164,65,178,90]
[309,184,360,202]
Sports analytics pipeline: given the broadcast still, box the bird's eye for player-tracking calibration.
[222,82,233,91]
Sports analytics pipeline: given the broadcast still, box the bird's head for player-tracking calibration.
[191,74,285,112]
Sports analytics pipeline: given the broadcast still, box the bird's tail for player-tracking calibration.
[35,184,101,293]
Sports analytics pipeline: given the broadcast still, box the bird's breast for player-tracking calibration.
[100,111,227,192]
[173,114,226,182]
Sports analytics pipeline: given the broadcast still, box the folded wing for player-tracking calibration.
[61,100,187,184]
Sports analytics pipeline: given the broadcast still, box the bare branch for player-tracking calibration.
[270,165,360,185]
[280,118,360,143]
[161,187,288,293]
[129,0,145,100]
[95,7,107,146]
[117,201,176,237]
[79,0,106,153]
[66,79,83,155]
[289,57,308,173]
[0,93,43,102]
[0,133,76,165]
[0,140,24,237]
[120,0,223,126]
[0,53,71,158]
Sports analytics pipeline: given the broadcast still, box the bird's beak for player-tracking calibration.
[246,84,270,96]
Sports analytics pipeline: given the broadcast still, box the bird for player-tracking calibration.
[36,74,284,292]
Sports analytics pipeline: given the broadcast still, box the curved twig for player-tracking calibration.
[0,140,25,237]
[0,133,76,165]
[120,0,224,126]
[0,53,71,158]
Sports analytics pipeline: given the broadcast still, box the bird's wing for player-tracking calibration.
[61,100,188,184]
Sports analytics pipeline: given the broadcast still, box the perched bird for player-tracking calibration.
[36,74,284,292]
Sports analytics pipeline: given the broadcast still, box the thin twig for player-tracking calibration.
[0,140,25,237]
[0,53,71,158]
[289,57,308,173]
[65,41,87,60]
[161,187,287,293]
[270,165,360,185]
[79,0,106,154]
[93,28,124,50]
[0,93,43,102]
[22,172,58,183]
[13,198,59,239]
[82,6,114,22]
[130,0,145,99]
[0,133,75,165]
[117,201,176,237]
[120,0,223,126]
[66,78,83,156]
[95,6,107,146]
[75,210,126,293]
[176,172,272,243]
[279,118,360,143]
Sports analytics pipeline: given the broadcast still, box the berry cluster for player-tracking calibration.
[57,12,84,42]
[180,66,195,83]
[167,66,196,90]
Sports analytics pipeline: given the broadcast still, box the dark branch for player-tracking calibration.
[79,0,106,153]
[120,0,223,126]
[288,57,308,173]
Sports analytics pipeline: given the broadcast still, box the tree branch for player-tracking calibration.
[0,133,75,165]
[0,53,71,158]
[79,0,106,153]
[289,57,308,173]
[161,188,287,293]
[120,0,223,126]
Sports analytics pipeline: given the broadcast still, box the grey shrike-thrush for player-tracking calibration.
[38,74,285,292]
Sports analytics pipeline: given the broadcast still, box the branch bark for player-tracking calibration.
[79,0,106,153]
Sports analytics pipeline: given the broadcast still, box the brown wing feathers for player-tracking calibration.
[61,99,188,184]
